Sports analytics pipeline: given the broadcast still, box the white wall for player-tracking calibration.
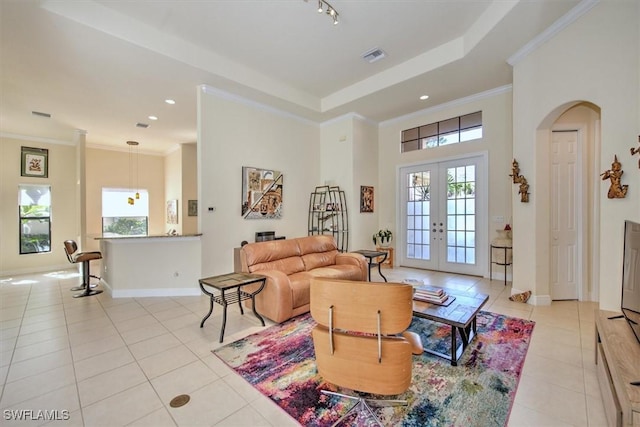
[318,115,379,252]
[512,1,640,310]
[0,136,78,275]
[85,147,166,252]
[165,147,182,234]
[197,86,320,277]
[378,88,513,274]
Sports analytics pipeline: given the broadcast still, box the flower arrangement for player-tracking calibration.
[373,229,393,246]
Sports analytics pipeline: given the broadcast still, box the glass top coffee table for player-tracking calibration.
[198,272,266,343]
[412,287,489,366]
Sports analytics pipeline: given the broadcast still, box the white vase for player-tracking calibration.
[491,230,512,264]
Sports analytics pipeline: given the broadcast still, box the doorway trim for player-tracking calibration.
[550,122,593,301]
[395,151,489,276]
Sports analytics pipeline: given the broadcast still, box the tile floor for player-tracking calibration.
[0,266,607,426]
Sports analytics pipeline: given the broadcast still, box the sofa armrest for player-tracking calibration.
[336,253,368,281]
[243,269,294,323]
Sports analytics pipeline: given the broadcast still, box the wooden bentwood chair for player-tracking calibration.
[310,278,423,426]
[63,240,103,298]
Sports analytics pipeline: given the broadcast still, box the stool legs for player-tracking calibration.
[73,261,103,298]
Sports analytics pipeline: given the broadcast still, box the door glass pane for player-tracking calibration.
[445,165,476,265]
[407,170,431,261]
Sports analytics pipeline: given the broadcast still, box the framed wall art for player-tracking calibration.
[188,200,198,216]
[166,199,178,224]
[360,185,374,213]
[241,166,283,219]
[21,146,48,178]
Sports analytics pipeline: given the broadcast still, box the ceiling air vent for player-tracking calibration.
[362,48,386,63]
[32,111,51,118]
[136,122,149,128]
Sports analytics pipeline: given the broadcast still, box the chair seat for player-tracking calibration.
[72,251,102,263]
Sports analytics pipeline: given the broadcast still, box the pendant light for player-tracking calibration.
[126,141,139,205]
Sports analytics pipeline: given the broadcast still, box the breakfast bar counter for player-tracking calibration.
[97,234,202,298]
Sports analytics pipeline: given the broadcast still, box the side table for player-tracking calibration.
[375,246,394,268]
[489,244,512,286]
[352,250,388,282]
[199,272,266,343]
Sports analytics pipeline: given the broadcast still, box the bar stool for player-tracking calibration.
[63,240,103,298]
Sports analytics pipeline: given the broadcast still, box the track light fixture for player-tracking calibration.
[307,0,339,25]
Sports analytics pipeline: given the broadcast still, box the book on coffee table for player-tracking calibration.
[413,286,455,306]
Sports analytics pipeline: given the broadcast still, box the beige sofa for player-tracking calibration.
[239,235,367,323]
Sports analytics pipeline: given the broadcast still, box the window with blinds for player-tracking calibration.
[401,111,482,153]
[101,188,149,236]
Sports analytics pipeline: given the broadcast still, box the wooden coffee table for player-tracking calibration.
[412,287,489,366]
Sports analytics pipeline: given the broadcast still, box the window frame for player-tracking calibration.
[401,111,483,153]
[19,184,52,255]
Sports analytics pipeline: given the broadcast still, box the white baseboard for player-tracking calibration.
[101,280,201,298]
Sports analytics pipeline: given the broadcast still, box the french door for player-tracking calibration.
[399,155,487,276]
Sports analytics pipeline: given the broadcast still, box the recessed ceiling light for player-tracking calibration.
[136,122,149,128]
[165,99,175,105]
[419,95,429,100]
[148,115,158,121]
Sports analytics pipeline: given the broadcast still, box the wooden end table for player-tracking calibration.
[199,272,266,343]
[412,287,489,366]
[352,250,388,282]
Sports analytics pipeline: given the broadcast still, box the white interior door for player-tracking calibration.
[400,155,486,276]
[550,130,580,300]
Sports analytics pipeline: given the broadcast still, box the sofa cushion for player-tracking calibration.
[297,235,337,254]
[288,271,314,308]
[242,239,304,275]
[249,256,305,275]
[302,250,338,271]
[307,265,364,281]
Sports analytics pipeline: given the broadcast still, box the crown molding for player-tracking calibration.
[507,0,599,66]
[200,85,319,127]
[379,85,512,127]
[0,132,75,146]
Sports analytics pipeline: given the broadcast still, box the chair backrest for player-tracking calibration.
[63,240,78,263]
[310,277,414,395]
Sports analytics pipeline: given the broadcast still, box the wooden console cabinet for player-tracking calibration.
[595,310,640,426]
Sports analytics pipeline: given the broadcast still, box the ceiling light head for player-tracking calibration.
[126,140,139,146]
[165,99,175,105]
[309,0,339,25]
[419,95,429,100]
[148,115,158,121]
[136,122,149,128]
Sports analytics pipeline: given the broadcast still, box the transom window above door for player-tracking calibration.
[401,111,483,153]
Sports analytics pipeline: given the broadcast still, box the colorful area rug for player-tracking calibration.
[213,311,534,427]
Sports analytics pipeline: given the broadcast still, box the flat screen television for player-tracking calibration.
[621,220,640,344]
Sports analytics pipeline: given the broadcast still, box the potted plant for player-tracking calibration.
[373,229,393,247]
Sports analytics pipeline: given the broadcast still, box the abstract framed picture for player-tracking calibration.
[241,166,283,219]
[360,185,374,213]
[21,146,48,178]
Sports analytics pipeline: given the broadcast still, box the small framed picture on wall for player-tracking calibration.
[360,186,374,213]
[21,146,48,178]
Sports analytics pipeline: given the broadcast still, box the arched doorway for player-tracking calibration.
[537,102,601,301]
